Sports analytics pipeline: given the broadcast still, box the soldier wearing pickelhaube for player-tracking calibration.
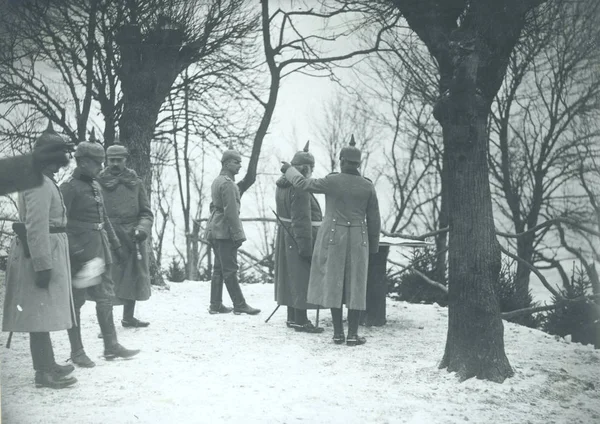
[281,135,381,346]
[3,121,78,388]
[60,129,140,367]
[274,141,324,333]
[98,140,153,328]
[205,144,261,315]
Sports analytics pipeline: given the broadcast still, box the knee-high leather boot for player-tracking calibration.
[97,304,140,360]
[331,308,345,344]
[209,278,232,314]
[122,299,150,327]
[346,309,366,346]
[31,332,77,389]
[67,308,95,368]
[286,307,296,327]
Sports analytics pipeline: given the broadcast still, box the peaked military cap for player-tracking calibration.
[75,128,105,160]
[34,120,67,151]
[291,140,315,167]
[106,134,128,158]
[221,141,242,163]
[339,134,361,163]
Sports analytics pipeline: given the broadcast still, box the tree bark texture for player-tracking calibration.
[436,92,513,382]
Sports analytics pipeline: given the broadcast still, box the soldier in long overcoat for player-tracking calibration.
[98,144,153,328]
[2,122,78,389]
[0,142,75,196]
[60,131,140,367]
[205,146,260,315]
[281,136,381,346]
[274,142,323,333]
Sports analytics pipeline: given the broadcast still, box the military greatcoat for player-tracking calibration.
[274,175,323,310]
[98,167,153,301]
[3,176,75,332]
[60,167,121,299]
[284,167,381,310]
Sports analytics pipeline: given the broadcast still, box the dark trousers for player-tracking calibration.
[210,239,246,308]
[30,332,55,372]
[68,271,118,351]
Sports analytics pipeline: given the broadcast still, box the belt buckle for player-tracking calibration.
[96,223,104,230]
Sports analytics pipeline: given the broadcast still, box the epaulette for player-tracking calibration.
[223,175,232,182]
[327,172,339,176]
[363,176,373,183]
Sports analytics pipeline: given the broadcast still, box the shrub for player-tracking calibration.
[542,265,600,348]
[388,247,448,306]
[165,258,186,283]
[496,260,543,329]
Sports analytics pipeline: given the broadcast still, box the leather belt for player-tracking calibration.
[277,217,322,227]
[331,217,366,227]
[67,220,104,230]
[50,227,67,233]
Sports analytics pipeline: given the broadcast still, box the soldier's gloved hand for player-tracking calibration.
[233,239,244,249]
[35,269,52,289]
[113,246,126,263]
[32,142,74,169]
[280,161,291,173]
[132,229,147,242]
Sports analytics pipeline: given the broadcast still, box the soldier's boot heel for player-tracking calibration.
[70,348,96,368]
[104,343,140,360]
[208,304,233,314]
[233,303,261,315]
[346,335,367,346]
[35,370,78,389]
[333,333,346,345]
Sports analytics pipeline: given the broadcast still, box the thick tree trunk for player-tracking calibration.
[434,163,449,284]
[514,233,535,307]
[436,92,513,382]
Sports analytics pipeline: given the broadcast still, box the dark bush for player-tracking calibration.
[388,247,448,306]
[165,258,186,283]
[496,260,543,329]
[542,266,600,348]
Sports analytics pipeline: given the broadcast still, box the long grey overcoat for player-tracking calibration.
[284,167,381,310]
[2,176,75,332]
[98,168,153,301]
[274,175,323,310]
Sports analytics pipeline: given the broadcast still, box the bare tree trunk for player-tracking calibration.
[434,162,449,283]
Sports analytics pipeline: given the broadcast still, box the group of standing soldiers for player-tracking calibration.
[205,137,381,346]
[2,123,153,389]
[0,123,381,390]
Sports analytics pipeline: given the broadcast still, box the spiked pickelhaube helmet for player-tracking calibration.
[74,128,105,161]
[34,120,68,152]
[339,134,361,163]
[291,141,315,167]
[106,132,128,158]
[221,141,242,163]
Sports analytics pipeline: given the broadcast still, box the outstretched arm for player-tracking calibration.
[284,167,331,194]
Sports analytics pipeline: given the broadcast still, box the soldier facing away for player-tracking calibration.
[281,136,381,346]
[2,122,77,389]
[205,146,261,315]
[60,131,140,367]
[274,141,324,333]
[97,142,153,328]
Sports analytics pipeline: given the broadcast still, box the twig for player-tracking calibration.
[381,227,449,241]
[501,294,600,319]
[496,217,600,239]
[412,269,448,294]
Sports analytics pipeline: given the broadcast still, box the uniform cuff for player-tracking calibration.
[32,256,53,272]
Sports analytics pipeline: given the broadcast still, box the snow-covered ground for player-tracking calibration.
[1,279,599,424]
